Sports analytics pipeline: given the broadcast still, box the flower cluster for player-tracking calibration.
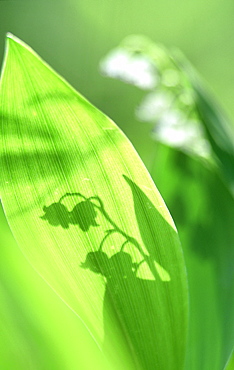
[100,35,211,159]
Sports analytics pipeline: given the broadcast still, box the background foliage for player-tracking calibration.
[0,1,234,369]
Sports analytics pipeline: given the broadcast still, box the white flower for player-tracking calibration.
[136,91,173,122]
[100,48,158,90]
[152,110,211,158]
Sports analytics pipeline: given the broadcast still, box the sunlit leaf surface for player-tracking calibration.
[0,35,188,369]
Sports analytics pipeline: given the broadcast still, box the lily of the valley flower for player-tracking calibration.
[100,48,158,90]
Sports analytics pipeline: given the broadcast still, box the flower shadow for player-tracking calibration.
[40,177,180,369]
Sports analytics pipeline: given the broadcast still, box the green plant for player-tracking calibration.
[0,32,233,370]
[0,35,188,370]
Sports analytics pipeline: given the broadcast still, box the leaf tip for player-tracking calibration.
[0,33,15,80]
[1,33,22,80]
[5,32,27,48]
[6,32,15,40]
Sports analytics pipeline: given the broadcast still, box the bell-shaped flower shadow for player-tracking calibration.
[81,251,110,277]
[70,200,99,231]
[40,202,70,229]
[108,252,137,279]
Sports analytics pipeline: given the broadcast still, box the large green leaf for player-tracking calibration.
[0,34,188,369]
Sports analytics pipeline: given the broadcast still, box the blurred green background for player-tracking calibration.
[0,1,234,369]
[1,0,234,163]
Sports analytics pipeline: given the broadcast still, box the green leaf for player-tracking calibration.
[153,145,234,370]
[0,34,188,369]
